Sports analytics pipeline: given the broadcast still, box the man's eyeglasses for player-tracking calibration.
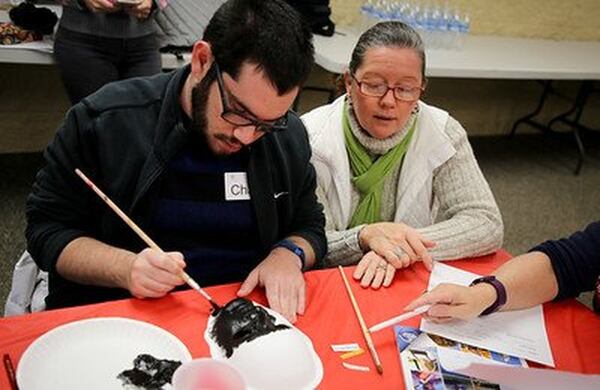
[214,62,288,133]
[350,73,424,102]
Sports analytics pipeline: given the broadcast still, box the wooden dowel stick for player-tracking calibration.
[75,168,220,310]
[338,266,383,375]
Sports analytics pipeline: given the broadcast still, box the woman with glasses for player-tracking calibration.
[302,21,503,288]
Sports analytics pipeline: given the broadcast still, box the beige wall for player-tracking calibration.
[331,0,600,41]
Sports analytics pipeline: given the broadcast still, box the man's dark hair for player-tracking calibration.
[203,0,314,95]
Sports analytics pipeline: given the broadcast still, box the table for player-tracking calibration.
[0,37,190,71]
[314,28,600,80]
[0,42,190,70]
[1,250,599,389]
[313,28,600,173]
[0,8,190,70]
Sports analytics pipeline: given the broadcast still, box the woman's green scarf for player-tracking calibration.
[343,101,416,227]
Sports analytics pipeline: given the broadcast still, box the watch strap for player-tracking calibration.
[272,239,305,270]
[470,275,507,315]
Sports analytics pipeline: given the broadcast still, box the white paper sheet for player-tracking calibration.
[420,263,555,366]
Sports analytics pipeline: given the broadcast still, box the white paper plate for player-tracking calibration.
[17,317,192,390]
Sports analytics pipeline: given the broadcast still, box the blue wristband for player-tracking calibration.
[272,239,305,270]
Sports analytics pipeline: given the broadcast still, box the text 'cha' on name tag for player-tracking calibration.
[224,172,251,201]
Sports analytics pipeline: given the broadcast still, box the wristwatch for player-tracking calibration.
[272,239,306,270]
[470,275,507,315]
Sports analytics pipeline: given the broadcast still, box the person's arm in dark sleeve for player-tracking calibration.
[531,221,600,300]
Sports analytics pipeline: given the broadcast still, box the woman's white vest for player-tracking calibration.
[302,95,455,230]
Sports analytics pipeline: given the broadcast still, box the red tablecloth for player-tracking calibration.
[1,250,599,389]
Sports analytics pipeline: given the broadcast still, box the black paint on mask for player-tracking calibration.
[211,298,290,358]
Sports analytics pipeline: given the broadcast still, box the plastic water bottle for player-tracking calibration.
[425,1,470,50]
[455,6,470,49]
[359,0,470,50]
[438,2,452,49]
[402,1,419,30]
[428,3,444,49]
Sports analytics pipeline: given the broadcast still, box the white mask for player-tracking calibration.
[205,298,323,390]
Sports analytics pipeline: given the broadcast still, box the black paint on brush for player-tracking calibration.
[210,299,221,313]
[211,298,290,358]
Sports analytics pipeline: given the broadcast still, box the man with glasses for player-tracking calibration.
[26,0,325,323]
[302,21,502,288]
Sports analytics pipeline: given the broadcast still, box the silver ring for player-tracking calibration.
[394,246,406,258]
[376,262,387,271]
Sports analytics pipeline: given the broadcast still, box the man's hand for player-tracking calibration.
[353,251,395,289]
[122,0,153,20]
[237,247,305,323]
[359,222,436,270]
[127,248,187,298]
[404,282,497,322]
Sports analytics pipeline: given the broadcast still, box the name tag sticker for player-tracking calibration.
[224,172,251,201]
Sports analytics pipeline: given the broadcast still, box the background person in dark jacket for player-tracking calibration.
[406,221,600,319]
[26,0,325,323]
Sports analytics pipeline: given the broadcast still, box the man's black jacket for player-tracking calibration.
[26,66,326,308]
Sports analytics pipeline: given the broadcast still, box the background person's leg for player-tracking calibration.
[53,27,120,105]
[120,33,162,80]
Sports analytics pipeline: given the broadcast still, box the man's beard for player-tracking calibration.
[190,71,212,146]
[191,69,244,156]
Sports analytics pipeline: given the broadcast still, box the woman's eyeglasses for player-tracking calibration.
[351,73,424,102]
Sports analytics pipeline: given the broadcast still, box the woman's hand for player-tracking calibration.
[122,0,153,20]
[359,222,436,270]
[82,0,120,13]
[404,282,497,322]
[353,251,396,288]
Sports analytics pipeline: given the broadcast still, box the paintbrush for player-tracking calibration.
[75,168,220,311]
[338,266,383,375]
[3,354,18,390]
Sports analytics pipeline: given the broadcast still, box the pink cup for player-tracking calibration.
[172,358,247,390]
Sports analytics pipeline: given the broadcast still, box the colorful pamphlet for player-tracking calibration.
[394,326,526,390]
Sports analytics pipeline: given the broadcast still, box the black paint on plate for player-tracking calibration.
[117,354,181,389]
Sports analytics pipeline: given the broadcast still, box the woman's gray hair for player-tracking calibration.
[349,21,426,80]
